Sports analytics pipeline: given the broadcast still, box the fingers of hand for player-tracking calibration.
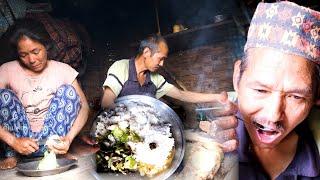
[59,136,68,142]
[28,140,39,151]
[61,136,72,146]
[19,149,29,155]
[199,121,211,133]
[52,141,69,153]
[47,143,54,151]
[214,116,238,130]
[220,102,238,116]
[215,128,237,143]
[207,103,237,117]
[26,145,37,154]
[221,139,238,152]
[19,139,38,154]
[199,116,238,132]
[219,91,228,103]
[199,120,222,137]
[53,143,66,150]
[199,119,237,145]
[48,143,67,154]
[19,147,32,155]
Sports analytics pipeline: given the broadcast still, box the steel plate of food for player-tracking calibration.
[16,158,77,177]
[93,95,185,179]
[16,135,78,177]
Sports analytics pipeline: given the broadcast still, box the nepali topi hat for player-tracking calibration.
[244,1,320,65]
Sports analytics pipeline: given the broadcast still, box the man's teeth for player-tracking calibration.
[258,129,278,135]
[257,126,278,135]
[260,127,273,131]
[254,122,278,134]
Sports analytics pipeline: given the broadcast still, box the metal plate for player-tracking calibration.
[16,158,77,177]
[94,95,185,180]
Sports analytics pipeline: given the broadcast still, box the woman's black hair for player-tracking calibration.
[7,18,55,59]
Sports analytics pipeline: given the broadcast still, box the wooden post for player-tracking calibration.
[154,0,161,35]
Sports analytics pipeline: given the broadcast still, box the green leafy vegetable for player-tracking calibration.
[96,126,141,174]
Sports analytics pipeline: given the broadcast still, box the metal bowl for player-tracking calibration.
[16,158,77,177]
[95,95,185,180]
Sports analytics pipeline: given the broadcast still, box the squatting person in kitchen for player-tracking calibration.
[202,1,320,179]
[100,35,238,152]
[0,19,89,169]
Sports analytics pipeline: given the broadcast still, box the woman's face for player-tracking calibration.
[17,36,48,73]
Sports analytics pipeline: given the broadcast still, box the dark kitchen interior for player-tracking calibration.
[0,0,319,178]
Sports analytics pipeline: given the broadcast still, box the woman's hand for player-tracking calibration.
[49,136,72,154]
[10,137,39,155]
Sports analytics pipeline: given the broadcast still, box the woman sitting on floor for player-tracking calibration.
[0,19,89,169]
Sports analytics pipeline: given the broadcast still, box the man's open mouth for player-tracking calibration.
[252,121,282,144]
[253,121,279,135]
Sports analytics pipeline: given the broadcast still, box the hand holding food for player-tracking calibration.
[46,135,71,154]
[199,116,238,152]
[199,93,238,152]
[10,137,39,155]
[36,135,60,170]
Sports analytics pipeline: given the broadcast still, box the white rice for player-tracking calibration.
[95,102,175,175]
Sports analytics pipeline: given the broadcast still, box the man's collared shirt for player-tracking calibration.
[237,114,320,180]
[102,59,174,99]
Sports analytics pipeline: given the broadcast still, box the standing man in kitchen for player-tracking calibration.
[99,35,238,152]
[201,1,320,179]
[101,35,226,105]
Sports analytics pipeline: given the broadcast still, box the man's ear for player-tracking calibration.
[143,47,151,58]
[233,60,242,93]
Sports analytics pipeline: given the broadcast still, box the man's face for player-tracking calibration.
[144,41,168,72]
[233,48,314,149]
